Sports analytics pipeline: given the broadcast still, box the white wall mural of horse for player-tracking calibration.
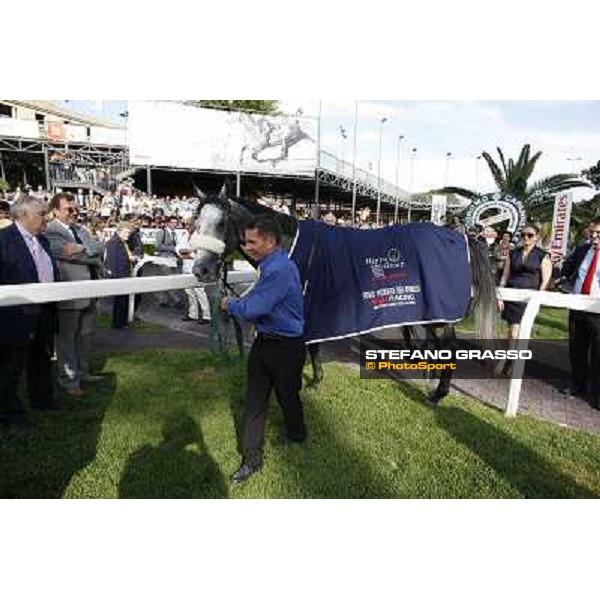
[128,101,317,176]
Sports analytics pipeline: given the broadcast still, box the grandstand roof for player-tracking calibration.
[3,100,122,129]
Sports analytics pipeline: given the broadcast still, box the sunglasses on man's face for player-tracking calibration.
[521,232,536,239]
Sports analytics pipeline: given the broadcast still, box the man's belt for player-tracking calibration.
[256,331,303,341]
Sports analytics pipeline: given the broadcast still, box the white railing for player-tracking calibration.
[1,275,596,419]
[0,267,256,310]
[496,287,600,417]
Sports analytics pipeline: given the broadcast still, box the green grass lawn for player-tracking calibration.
[1,349,599,499]
[96,312,165,333]
[458,307,569,339]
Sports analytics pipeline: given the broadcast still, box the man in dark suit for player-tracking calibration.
[0,196,60,426]
[560,217,600,409]
[154,215,181,307]
[126,215,144,316]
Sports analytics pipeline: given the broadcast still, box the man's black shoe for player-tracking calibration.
[198,318,211,325]
[32,402,59,412]
[557,386,585,398]
[2,412,35,427]
[231,462,262,485]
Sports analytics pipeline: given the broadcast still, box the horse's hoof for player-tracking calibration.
[425,394,440,409]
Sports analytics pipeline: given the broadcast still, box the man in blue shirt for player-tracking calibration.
[221,215,306,484]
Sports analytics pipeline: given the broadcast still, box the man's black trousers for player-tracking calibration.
[569,309,600,406]
[242,334,307,466]
[0,307,56,422]
[112,295,129,329]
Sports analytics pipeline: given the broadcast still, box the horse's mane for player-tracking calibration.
[200,196,298,239]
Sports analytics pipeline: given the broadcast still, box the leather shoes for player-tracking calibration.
[65,387,86,398]
[231,462,262,485]
[181,316,194,322]
[32,402,59,412]
[82,375,105,383]
[557,386,585,398]
[2,412,34,427]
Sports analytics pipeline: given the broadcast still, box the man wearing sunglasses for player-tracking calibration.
[44,192,103,397]
[560,218,600,409]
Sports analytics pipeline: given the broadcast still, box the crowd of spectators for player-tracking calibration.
[2,183,600,428]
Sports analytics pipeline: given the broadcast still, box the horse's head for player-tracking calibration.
[191,197,237,282]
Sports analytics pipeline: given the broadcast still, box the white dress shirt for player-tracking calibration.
[574,246,600,296]
[175,230,195,275]
[15,222,55,283]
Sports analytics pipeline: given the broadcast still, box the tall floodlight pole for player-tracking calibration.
[474,154,482,190]
[376,116,387,226]
[408,147,417,221]
[394,134,405,223]
[339,126,347,176]
[567,156,582,175]
[444,152,453,187]
[314,100,322,215]
[236,112,242,196]
[351,101,359,225]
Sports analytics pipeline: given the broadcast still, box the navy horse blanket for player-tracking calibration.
[290,221,471,344]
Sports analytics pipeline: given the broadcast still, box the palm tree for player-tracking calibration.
[438,144,592,220]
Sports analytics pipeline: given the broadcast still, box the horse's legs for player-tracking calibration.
[231,316,245,360]
[307,343,324,388]
[426,325,457,407]
[402,325,415,350]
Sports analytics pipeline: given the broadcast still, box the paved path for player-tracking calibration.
[96,306,600,435]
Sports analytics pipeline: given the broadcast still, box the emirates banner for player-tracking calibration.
[128,101,317,176]
[549,192,573,263]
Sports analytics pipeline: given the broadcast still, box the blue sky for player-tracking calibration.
[58,100,600,200]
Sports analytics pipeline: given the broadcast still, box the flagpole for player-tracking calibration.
[351,100,358,225]
[314,101,322,217]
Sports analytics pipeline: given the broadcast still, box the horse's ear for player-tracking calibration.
[193,182,206,199]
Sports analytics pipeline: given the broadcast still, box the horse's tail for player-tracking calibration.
[467,237,498,340]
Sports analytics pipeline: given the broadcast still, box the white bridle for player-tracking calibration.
[189,232,226,256]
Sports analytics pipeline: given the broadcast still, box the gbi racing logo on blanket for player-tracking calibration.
[387,247,401,263]
[362,247,420,309]
[365,247,405,280]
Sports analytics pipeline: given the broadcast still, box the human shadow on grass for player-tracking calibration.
[118,411,228,499]
[225,373,397,498]
[435,406,599,499]
[384,375,599,498]
[0,371,116,499]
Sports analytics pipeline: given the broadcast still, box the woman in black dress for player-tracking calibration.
[497,223,552,340]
